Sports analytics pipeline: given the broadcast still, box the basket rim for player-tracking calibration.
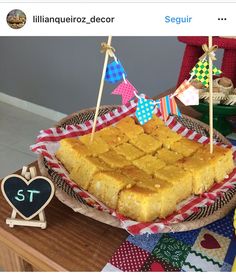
[55,105,231,146]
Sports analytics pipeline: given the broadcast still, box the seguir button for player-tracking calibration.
[165,16,192,24]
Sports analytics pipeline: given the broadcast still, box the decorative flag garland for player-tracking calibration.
[103,40,222,125]
[172,42,222,107]
[104,51,182,125]
[93,37,221,155]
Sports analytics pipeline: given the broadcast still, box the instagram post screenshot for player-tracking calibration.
[0,0,236,275]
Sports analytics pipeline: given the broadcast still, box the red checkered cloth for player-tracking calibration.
[31,96,236,235]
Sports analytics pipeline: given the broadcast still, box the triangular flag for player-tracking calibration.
[191,61,222,88]
[174,80,199,106]
[191,60,209,88]
[105,60,126,84]
[135,97,155,125]
[112,79,137,105]
[157,95,181,121]
[176,85,199,106]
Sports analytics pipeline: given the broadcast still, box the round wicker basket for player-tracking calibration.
[38,105,236,233]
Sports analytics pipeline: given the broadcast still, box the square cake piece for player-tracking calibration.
[56,138,92,172]
[117,180,178,222]
[79,133,109,155]
[113,143,144,161]
[70,156,111,189]
[155,148,183,164]
[192,144,235,183]
[155,165,192,202]
[142,115,165,134]
[98,150,131,168]
[116,116,144,138]
[120,165,162,191]
[175,156,214,194]
[130,134,162,153]
[89,171,133,209]
[170,138,201,157]
[97,126,129,147]
[133,154,166,175]
[151,125,182,149]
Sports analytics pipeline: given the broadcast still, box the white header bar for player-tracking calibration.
[0,3,235,36]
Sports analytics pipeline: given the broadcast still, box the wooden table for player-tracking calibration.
[0,89,200,271]
[0,162,128,271]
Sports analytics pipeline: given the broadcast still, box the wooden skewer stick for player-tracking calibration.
[90,35,112,142]
[208,36,214,154]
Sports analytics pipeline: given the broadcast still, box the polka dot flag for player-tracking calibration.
[135,97,155,125]
[112,79,137,105]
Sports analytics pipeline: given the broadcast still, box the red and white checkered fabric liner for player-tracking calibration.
[31,97,236,235]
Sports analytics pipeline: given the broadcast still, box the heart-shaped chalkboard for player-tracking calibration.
[1,175,55,220]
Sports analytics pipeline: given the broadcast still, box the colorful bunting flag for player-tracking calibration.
[135,97,155,125]
[191,60,222,88]
[112,79,137,105]
[158,95,181,121]
[177,86,199,106]
[174,80,199,106]
[105,60,126,84]
[191,60,210,87]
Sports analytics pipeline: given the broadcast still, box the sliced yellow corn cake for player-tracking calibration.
[133,155,166,175]
[89,171,133,209]
[56,138,91,172]
[79,133,109,155]
[97,126,129,147]
[170,138,201,157]
[192,144,234,183]
[151,125,182,149]
[175,156,214,194]
[142,115,165,134]
[120,165,162,190]
[98,150,131,168]
[116,116,144,138]
[70,156,111,189]
[113,143,144,161]
[155,148,183,164]
[129,133,162,153]
[56,114,235,222]
[155,165,192,202]
[118,180,178,222]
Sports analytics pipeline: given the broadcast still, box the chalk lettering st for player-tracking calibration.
[14,189,25,201]
[14,189,40,202]
[27,190,40,202]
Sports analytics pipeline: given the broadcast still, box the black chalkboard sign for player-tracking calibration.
[1,175,54,220]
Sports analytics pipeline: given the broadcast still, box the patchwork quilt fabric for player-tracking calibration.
[103,210,236,272]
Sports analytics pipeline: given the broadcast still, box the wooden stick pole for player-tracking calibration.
[90,36,112,142]
[208,36,214,153]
